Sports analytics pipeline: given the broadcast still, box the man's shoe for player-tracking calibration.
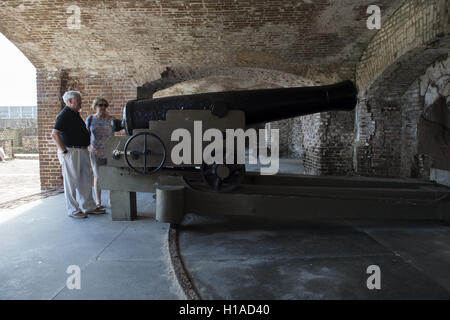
[68,211,88,219]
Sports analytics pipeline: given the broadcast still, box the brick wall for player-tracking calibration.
[295,111,355,176]
[37,70,65,190]
[60,70,136,124]
[354,97,403,177]
[320,111,355,175]
[37,69,136,190]
[296,113,322,174]
[22,136,38,153]
[400,81,423,177]
[0,122,38,154]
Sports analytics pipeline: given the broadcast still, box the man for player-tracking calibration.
[51,91,106,219]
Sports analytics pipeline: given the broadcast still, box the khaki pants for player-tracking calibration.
[58,148,96,215]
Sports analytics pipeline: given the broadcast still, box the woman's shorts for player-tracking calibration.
[89,152,107,177]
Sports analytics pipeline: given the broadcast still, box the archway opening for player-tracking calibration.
[0,32,40,206]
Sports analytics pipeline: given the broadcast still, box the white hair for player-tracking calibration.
[62,91,81,104]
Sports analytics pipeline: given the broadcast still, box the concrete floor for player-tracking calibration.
[0,191,182,300]
[178,215,450,299]
[1,157,449,300]
[1,189,449,300]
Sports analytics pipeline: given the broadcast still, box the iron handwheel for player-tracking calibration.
[123,132,166,175]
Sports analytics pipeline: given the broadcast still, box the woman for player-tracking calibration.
[86,97,115,209]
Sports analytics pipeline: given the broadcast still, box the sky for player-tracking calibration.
[0,32,37,106]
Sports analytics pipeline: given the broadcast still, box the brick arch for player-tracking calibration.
[353,0,449,177]
[356,0,449,99]
[137,66,317,99]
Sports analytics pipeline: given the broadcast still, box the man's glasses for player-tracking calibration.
[97,104,107,107]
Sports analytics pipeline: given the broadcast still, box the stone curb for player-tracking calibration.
[167,226,201,300]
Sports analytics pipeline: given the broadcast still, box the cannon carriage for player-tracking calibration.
[99,80,450,224]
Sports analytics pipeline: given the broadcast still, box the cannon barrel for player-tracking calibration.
[118,80,358,135]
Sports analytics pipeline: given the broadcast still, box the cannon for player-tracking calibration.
[113,80,357,135]
[104,80,357,192]
[98,80,450,224]
[101,80,358,221]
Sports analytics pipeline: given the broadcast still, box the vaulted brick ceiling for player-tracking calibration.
[0,0,404,83]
